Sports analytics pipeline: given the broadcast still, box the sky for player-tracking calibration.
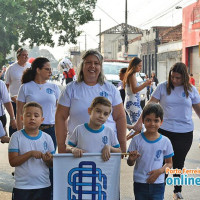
[40,0,197,60]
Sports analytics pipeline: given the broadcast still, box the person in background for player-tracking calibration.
[118,67,127,105]
[127,103,173,200]
[123,57,152,125]
[150,71,159,96]
[145,74,150,100]
[59,57,76,85]
[1,66,7,81]
[132,62,200,200]
[0,80,16,137]
[55,50,127,154]
[189,73,195,86]
[67,96,121,161]
[5,47,31,136]
[8,102,54,200]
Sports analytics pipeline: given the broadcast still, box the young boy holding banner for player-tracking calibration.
[67,96,121,161]
[127,103,174,200]
[8,102,55,200]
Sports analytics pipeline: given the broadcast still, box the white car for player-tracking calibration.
[103,61,147,108]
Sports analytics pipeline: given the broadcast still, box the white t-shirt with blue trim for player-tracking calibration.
[68,123,120,153]
[17,81,60,124]
[58,81,122,136]
[152,81,200,132]
[128,132,174,184]
[8,129,55,189]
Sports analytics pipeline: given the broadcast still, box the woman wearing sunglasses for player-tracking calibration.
[16,57,60,200]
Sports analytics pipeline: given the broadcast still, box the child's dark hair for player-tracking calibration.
[23,102,43,116]
[119,67,127,74]
[142,103,163,121]
[90,97,112,112]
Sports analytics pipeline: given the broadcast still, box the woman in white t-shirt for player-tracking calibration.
[55,50,127,153]
[16,57,60,200]
[133,62,200,200]
[16,57,60,149]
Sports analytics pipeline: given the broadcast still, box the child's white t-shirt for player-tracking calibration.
[68,123,120,153]
[128,132,174,184]
[8,129,55,189]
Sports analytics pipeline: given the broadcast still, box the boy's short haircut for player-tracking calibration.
[90,97,112,112]
[23,102,43,116]
[142,103,163,121]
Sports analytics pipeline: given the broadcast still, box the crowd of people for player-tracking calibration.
[1,48,200,200]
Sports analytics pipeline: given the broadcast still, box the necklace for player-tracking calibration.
[34,82,44,90]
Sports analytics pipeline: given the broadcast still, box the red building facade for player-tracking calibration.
[182,0,200,79]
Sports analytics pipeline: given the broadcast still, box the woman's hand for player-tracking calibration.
[145,78,153,86]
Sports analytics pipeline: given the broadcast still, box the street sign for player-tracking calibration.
[70,51,81,56]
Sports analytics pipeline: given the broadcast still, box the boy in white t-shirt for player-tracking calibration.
[127,103,174,200]
[8,102,55,200]
[67,96,121,161]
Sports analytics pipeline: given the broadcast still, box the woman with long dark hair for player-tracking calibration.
[16,57,60,200]
[123,57,152,124]
[133,62,200,199]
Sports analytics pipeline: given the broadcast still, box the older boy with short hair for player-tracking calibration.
[8,102,55,200]
[68,96,121,161]
[127,103,174,200]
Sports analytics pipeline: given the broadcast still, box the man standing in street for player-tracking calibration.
[5,47,31,136]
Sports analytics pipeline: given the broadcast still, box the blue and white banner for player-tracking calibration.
[53,153,121,200]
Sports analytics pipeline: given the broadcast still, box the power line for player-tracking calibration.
[138,0,184,27]
[137,0,197,28]
[96,5,120,25]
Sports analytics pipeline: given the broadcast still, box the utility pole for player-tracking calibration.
[124,0,128,60]
[99,19,101,53]
[85,34,87,51]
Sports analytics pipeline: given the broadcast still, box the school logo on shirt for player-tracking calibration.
[154,150,162,161]
[102,136,108,145]
[43,141,48,151]
[46,88,54,94]
[100,91,108,98]
[182,92,186,97]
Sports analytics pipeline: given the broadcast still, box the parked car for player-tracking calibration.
[103,60,147,108]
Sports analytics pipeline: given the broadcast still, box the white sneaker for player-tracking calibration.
[173,192,183,199]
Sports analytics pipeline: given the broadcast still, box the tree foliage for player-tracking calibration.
[0,0,97,66]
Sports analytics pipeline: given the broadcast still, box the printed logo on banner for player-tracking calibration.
[67,161,107,200]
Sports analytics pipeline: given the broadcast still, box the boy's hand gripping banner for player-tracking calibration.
[53,153,121,200]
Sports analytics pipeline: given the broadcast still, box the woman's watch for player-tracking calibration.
[10,117,15,120]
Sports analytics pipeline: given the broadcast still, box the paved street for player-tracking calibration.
[1,100,200,199]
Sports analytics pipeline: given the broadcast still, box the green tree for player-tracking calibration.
[0,0,97,66]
